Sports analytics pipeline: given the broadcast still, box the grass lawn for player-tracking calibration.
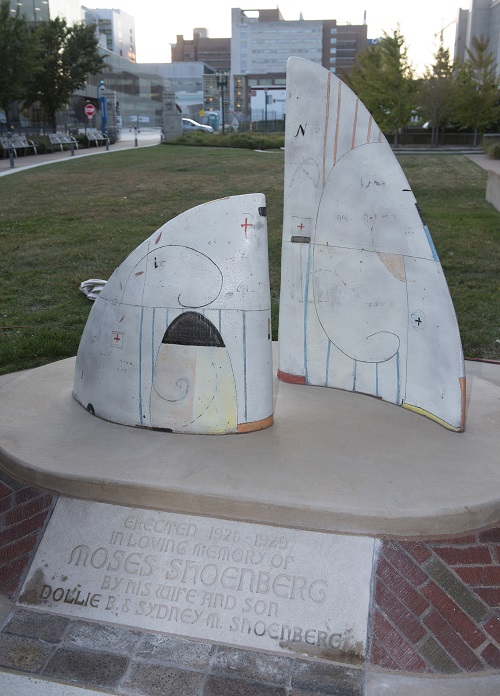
[0,145,498,375]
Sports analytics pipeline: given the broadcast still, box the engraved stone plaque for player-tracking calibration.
[20,499,376,663]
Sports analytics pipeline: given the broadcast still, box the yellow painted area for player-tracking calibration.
[191,348,237,434]
[402,403,464,432]
[151,344,237,434]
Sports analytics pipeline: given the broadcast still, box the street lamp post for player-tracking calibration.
[97,79,107,136]
[216,71,229,134]
[7,131,14,169]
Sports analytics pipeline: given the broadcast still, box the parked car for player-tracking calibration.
[182,118,214,133]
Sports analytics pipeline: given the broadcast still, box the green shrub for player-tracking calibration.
[30,135,50,154]
[74,134,89,149]
[166,131,284,151]
[487,142,500,159]
[482,138,500,159]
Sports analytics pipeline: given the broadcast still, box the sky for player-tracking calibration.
[85,0,466,74]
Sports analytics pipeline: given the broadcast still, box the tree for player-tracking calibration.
[418,45,455,147]
[454,36,500,145]
[26,17,105,131]
[346,28,416,144]
[0,1,40,126]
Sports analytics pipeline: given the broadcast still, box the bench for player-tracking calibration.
[0,137,14,158]
[87,131,108,147]
[0,135,37,158]
[48,133,78,152]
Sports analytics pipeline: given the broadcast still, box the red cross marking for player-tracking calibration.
[113,333,122,343]
[297,223,305,231]
[241,217,253,237]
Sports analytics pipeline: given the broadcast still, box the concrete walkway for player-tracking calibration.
[465,152,500,175]
[0,129,162,177]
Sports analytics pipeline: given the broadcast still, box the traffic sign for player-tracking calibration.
[84,103,96,118]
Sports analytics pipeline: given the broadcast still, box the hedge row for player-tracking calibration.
[167,131,285,151]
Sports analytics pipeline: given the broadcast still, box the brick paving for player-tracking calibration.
[370,536,500,674]
[0,471,56,600]
[0,609,363,695]
[2,467,500,693]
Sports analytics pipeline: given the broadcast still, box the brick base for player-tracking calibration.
[0,470,56,600]
[3,466,500,677]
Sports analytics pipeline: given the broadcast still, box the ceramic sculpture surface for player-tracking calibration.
[74,194,273,434]
[278,57,466,431]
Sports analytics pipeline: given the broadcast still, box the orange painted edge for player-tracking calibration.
[351,98,359,150]
[333,81,342,165]
[238,415,274,434]
[322,71,332,185]
[277,370,306,385]
[460,376,467,431]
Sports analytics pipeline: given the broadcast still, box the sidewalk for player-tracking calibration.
[0,129,161,177]
[465,152,500,175]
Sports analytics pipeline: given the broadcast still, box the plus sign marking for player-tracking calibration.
[411,312,426,329]
[111,331,124,348]
[240,216,254,238]
[291,216,310,239]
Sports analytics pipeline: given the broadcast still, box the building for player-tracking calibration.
[454,0,500,74]
[5,1,166,130]
[231,8,323,76]
[171,30,231,71]
[83,7,136,62]
[7,0,83,24]
[9,1,136,62]
[74,49,167,130]
[231,7,368,119]
[139,62,218,117]
[322,20,369,75]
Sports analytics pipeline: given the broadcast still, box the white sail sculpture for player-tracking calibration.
[74,194,273,435]
[278,57,466,431]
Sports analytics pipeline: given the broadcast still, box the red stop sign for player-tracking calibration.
[84,103,96,118]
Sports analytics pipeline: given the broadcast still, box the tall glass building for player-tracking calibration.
[6,1,168,131]
[8,0,83,24]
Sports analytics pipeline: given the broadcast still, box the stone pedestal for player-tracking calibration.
[486,170,500,212]
[1,355,500,694]
[162,91,182,142]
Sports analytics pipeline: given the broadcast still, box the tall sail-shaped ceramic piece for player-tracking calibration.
[278,57,466,431]
[74,193,273,435]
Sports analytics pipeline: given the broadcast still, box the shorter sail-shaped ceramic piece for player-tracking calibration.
[278,57,466,431]
[74,194,273,435]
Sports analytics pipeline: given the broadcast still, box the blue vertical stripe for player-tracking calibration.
[303,244,312,383]
[424,225,439,261]
[325,340,331,386]
[353,360,357,391]
[396,350,401,403]
[151,308,156,383]
[139,307,144,422]
[243,311,247,421]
